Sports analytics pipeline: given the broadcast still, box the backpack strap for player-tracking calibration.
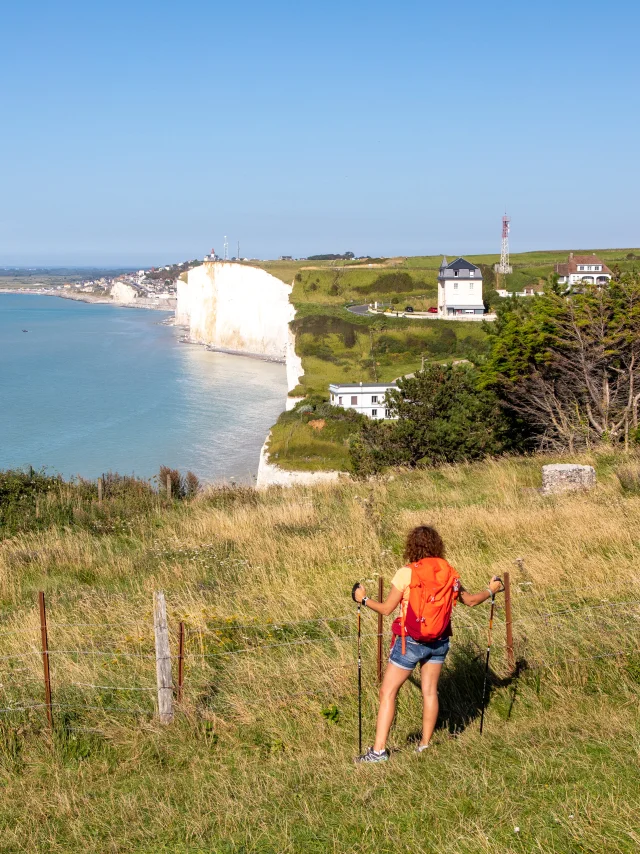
[400,563,415,655]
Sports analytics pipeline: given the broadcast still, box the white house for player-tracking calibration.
[329,382,398,419]
[437,257,485,316]
[554,253,612,288]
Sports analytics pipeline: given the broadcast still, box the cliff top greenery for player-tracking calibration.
[249,250,640,404]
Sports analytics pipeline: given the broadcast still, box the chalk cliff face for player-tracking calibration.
[176,262,303,392]
[177,262,291,359]
[110,282,138,303]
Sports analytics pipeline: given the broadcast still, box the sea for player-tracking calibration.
[0,294,288,483]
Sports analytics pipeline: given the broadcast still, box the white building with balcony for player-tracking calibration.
[329,382,398,419]
[437,257,485,316]
[554,253,612,288]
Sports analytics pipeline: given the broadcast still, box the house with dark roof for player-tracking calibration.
[554,253,612,288]
[437,257,485,316]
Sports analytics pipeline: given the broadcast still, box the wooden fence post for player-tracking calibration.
[38,592,53,730]
[177,621,185,704]
[166,474,172,500]
[377,576,384,684]
[504,571,515,672]
[153,592,174,723]
[97,477,103,504]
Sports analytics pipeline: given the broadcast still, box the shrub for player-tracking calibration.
[616,465,640,493]
[350,365,520,475]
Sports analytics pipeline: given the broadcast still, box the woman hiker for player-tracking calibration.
[352,524,503,763]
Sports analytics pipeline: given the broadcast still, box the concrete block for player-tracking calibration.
[542,464,596,495]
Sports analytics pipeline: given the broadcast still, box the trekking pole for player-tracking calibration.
[479,577,503,735]
[352,582,363,754]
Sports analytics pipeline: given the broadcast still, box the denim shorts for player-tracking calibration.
[389,635,450,671]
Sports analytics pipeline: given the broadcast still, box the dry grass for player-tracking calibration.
[0,453,639,852]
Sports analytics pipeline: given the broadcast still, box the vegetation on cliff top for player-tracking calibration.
[254,250,640,404]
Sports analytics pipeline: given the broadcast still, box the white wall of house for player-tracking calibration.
[329,383,397,419]
[558,272,612,286]
[438,278,483,314]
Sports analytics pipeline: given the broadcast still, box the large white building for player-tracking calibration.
[329,382,398,419]
[554,253,612,288]
[437,257,485,316]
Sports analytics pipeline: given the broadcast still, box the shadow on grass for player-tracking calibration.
[406,641,528,741]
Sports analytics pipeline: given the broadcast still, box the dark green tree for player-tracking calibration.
[482,274,640,451]
[350,364,514,475]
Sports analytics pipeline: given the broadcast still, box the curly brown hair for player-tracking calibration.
[403,525,445,563]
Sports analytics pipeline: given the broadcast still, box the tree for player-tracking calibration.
[482,274,640,451]
[350,364,514,475]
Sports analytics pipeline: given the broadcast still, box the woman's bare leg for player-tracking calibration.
[373,663,412,752]
[419,661,443,747]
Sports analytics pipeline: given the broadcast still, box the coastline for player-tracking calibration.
[0,288,176,313]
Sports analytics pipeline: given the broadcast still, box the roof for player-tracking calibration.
[447,257,481,272]
[438,257,482,277]
[329,383,398,390]
[554,253,613,276]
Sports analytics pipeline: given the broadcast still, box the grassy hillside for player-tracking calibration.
[0,455,639,852]
[254,250,640,404]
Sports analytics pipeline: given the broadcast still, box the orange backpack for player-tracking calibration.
[392,557,460,653]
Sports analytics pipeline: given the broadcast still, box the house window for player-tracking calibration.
[385,408,391,418]
[371,395,378,404]
[331,394,334,403]
[453,283,458,290]
[454,270,459,277]
[351,396,358,405]
[338,396,343,405]
[469,271,474,277]
[578,265,585,271]
[371,409,378,418]
[469,282,474,289]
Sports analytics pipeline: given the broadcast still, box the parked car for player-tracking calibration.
[404,306,414,312]
[427,307,438,314]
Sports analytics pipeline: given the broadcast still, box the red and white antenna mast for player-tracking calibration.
[497,213,512,274]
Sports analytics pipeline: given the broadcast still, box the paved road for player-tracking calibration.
[346,304,371,315]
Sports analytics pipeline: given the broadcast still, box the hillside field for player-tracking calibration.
[0,454,639,852]
[254,249,640,401]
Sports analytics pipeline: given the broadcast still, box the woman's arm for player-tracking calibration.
[353,583,403,616]
[459,576,503,607]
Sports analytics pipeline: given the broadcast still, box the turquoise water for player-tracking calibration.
[0,294,287,483]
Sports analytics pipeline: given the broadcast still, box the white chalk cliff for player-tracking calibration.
[110,282,138,303]
[176,262,294,360]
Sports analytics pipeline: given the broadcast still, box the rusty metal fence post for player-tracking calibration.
[177,621,185,703]
[504,571,515,672]
[377,576,384,684]
[38,592,53,729]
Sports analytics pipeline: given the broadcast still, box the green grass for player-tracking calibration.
[267,404,364,471]
[0,455,639,852]
[288,304,489,399]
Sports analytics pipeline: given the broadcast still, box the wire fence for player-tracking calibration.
[1,572,638,729]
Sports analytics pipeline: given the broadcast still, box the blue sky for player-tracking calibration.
[1,0,638,265]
